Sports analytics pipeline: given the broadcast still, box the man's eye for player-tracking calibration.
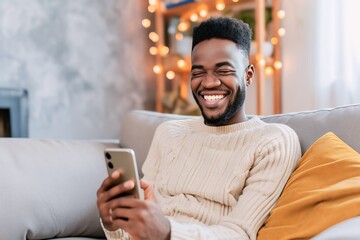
[215,70,235,76]
[191,72,206,78]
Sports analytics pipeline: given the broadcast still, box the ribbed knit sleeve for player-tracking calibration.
[218,125,301,239]
[100,219,131,240]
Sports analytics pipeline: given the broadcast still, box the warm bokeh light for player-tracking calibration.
[271,37,278,45]
[216,2,226,11]
[148,5,156,13]
[265,66,274,76]
[277,10,286,19]
[232,0,239,2]
[148,0,156,6]
[159,46,169,56]
[149,32,159,42]
[177,21,190,32]
[166,71,176,80]
[153,65,162,74]
[175,32,183,40]
[177,59,186,68]
[274,61,283,69]
[142,19,151,28]
[149,46,158,55]
[199,9,208,17]
[256,54,265,66]
[259,59,266,66]
[278,28,286,37]
[190,13,199,22]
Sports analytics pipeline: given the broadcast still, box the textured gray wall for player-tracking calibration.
[0,0,155,139]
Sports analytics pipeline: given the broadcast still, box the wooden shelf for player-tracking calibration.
[161,0,255,18]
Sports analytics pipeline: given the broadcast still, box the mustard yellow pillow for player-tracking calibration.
[257,132,360,240]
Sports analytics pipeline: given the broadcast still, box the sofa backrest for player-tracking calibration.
[261,104,360,154]
[120,104,360,177]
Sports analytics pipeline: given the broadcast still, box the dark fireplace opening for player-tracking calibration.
[0,88,28,138]
[0,109,11,137]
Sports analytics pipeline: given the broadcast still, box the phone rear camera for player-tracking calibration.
[105,152,111,160]
[107,162,114,169]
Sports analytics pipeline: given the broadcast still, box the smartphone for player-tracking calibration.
[104,148,143,200]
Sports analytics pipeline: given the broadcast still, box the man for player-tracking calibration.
[97,17,301,240]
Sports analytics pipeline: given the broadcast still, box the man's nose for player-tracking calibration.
[201,73,221,88]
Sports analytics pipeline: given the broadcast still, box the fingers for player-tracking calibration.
[97,170,137,230]
[107,196,141,210]
[111,205,140,221]
[98,196,139,230]
[98,171,135,203]
[97,170,121,197]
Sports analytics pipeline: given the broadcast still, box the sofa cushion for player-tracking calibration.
[257,132,360,240]
[0,139,116,240]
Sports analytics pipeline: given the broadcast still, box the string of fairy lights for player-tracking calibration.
[141,0,286,81]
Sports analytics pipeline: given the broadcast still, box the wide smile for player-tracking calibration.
[200,93,228,108]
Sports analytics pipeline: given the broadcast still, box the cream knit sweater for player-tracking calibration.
[103,116,301,240]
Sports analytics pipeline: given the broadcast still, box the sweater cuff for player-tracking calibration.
[168,217,198,239]
[100,218,131,240]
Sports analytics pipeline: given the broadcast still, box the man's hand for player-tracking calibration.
[97,170,135,231]
[97,171,171,240]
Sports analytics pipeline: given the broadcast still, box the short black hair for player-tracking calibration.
[192,17,252,57]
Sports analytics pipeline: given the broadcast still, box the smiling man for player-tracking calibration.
[97,17,301,240]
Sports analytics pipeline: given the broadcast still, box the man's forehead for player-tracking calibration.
[191,40,245,67]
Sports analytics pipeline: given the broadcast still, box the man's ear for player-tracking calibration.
[245,64,255,87]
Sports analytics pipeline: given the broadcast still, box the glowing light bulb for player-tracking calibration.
[159,46,169,56]
[256,54,265,66]
[177,59,186,68]
[166,71,176,80]
[190,13,199,22]
[216,2,226,11]
[142,19,151,28]
[153,65,162,74]
[149,32,159,42]
[274,61,283,69]
[199,9,208,17]
[259,59,266,66]
[149,47,158,55]
[278,28,286,37]
[148,0,156,6]
[277,10,286,19]
[271,37,278,45]
[177,21,190,32]
[265,66,274,76]
[175,32,183,40]
[148,5,156,13]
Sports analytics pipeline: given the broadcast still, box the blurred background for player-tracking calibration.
[0,0,359,139]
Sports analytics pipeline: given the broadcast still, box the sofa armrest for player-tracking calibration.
[0,138,118,239]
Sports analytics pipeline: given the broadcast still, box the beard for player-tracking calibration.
[193,86,246,126]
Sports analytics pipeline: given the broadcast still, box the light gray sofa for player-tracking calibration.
[0,103,359,240]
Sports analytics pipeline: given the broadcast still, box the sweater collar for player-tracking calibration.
[196,116,263,134]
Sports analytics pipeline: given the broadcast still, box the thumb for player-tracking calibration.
[140,179,157,202]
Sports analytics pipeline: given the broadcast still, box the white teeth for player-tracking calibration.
[204,95,225,101]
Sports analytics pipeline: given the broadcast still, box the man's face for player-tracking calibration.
[191,38,251,125]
